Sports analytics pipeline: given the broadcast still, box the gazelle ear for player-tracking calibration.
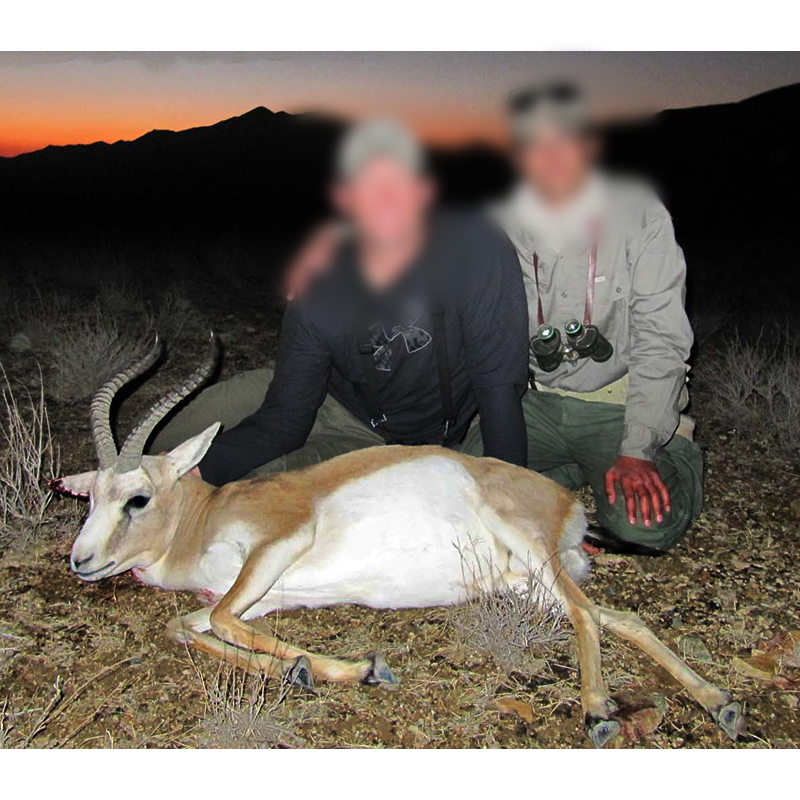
[165,423,221,479]
[51,471,97,499]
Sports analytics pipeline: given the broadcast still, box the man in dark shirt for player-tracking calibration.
[152,119,529,485]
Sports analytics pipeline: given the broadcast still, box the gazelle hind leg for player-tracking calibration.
[478,509,620,746]
[590,605,745,740]
[565,599,621,747]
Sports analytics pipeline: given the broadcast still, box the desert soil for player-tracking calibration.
[1,294,799,749]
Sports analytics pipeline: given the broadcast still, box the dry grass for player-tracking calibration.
[0,367,58,547]
[152,285,205,342]
[45,310,154,400]
[449,562,568,673]
[198,664,305,748]
[695,328,800,453]
[8,287,154,400]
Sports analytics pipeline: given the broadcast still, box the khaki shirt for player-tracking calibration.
[492,172,694,461]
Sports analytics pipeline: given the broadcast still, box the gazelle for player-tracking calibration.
[54,337,744,747]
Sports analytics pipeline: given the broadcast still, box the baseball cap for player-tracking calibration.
[336,118,425,180]
[507,82,589,144]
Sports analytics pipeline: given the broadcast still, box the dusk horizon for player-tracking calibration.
[3,51,800,158]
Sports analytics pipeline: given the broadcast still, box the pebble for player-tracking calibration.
[676,634,713,662]
[9,332,33,352]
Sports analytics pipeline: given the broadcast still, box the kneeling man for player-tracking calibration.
[153,120,529,482]
[496,83,703,554]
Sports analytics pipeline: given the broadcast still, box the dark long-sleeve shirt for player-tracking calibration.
[200,211,529,485]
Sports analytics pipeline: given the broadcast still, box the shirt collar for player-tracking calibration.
[512,170,605,254]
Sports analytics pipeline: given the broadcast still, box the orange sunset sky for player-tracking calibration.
[2,52,800,158]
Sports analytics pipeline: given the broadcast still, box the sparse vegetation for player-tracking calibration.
[152,285,205,343]
[0,367,58,547]
[45,310,154,400]
[449,563,567,673]
[695,328,800,454]
[0,271,798,749]
[199,665,304,748]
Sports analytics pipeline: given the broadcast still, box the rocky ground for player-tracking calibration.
[1,284,799,749]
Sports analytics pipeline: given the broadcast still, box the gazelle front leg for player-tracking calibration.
[209,530,397,687]
[167,606,296,678]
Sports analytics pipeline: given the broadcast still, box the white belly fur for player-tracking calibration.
[244,455,549,617]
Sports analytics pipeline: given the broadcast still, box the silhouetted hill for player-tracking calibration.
[603,83,800,241]
[1,84,798,309]
[0,107,345,241]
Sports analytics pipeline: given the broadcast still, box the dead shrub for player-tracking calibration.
[152,285,205,342]
[695,329,800,452]
[449,555,567,673]
[45,310,153,400]
[0,368,58,546]
[198,665,305,749]
[8,288,154,400]
[97,279,148,319]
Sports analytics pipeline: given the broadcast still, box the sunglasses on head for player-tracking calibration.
[508,83,581,114]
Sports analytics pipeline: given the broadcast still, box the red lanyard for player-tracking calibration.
[532,225,599,328]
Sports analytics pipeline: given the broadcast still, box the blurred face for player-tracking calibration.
[516,128,597,205]
[333,156,433,250]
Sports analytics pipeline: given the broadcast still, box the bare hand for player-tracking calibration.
[604,456,671,528]
[285,222,342,300]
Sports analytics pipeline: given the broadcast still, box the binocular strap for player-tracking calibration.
[532,222,599,328]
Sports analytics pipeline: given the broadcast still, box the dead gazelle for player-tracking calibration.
[54,337,744,746]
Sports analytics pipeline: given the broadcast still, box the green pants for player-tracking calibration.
[514,391,703,552]
[152,369,703,552]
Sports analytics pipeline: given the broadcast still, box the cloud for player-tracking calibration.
[0,52,380,70]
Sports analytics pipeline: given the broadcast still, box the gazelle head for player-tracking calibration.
[54,335,220,581]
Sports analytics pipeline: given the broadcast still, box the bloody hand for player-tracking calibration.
[604,456,671,528]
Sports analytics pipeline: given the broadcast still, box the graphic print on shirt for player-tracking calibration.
[369,308,432,372]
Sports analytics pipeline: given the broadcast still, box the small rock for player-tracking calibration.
[780,694,798,709]
[677,635,713,662]
[611,692,667,742]
[9,332,33,352]
[595,553,627,567]
[671,614,684,629]
[732,655,776,681]
[718,590,738,610]
[496,697,534,724]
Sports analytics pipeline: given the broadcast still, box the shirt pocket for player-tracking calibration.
[592,268,631,330]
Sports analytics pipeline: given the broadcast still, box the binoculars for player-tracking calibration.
[530,320,614,373]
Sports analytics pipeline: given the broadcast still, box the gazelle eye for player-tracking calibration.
[125,495,151,512]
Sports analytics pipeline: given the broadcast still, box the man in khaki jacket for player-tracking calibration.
[487,82,702,553]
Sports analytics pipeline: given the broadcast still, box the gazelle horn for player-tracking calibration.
[89,336,164,469]
[116,332,220,473]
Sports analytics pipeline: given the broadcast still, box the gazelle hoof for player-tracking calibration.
[363,651,399,690]
[585,715,621,748]
[284,655,315,690]
[711,700,745,740]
